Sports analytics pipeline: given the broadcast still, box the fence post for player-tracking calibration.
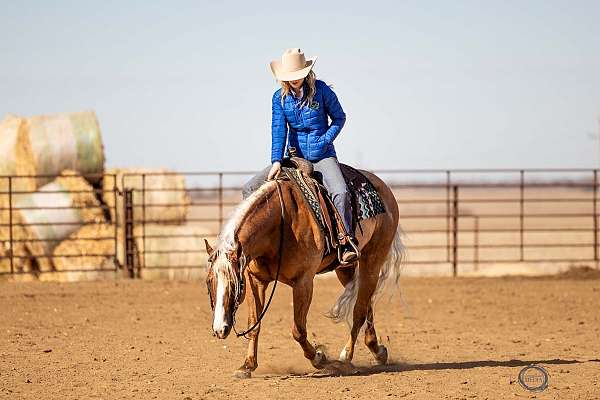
[141,174,146,276]
[474,215,479,272]
[594,170,598,265]
[520,170,525,261]
[123,188,135,278]
[446,171,451,263]
[8,177,13,274]
[112,174,120,270]
[218,173,223,231]
[452,185,459,277]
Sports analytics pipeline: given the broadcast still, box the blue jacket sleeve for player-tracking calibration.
[322,83,346,145]
[271,91,288,163]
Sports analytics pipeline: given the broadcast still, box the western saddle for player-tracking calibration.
[279,148,364,267]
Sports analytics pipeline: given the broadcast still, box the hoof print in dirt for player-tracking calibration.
[232,369,252,379]
[324,360,359,376]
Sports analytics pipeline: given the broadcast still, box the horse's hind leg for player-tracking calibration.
[338,266,378,364]
[364,305,388,364]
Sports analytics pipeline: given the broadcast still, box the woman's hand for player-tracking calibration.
[267,162,281,180]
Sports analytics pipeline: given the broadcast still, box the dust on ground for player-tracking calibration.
[1,274,599,399]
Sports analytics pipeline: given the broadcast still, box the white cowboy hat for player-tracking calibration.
[270,48,317,82]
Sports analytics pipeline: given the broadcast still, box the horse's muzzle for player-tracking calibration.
[214,323,231,339]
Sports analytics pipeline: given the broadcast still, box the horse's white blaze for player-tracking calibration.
[212,272,228,334]
[209,181,274,337]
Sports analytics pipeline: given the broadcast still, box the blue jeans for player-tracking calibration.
[242,157,354,237]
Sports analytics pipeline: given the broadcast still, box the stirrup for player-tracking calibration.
[337,238,360,265]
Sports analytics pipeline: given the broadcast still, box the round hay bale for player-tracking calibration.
[134,223,211,279]
[0,111,105,188]
[52,223,117,271]
[0,115,37,180]
[0,177,36,274]
[25,111,105,186]
[0,117,37,269]
[103,168,190,225]
[0,113,37,271]
[13,170,106,271]
[0,215,35,275]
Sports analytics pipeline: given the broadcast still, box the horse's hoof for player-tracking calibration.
[338,347,350,363]
[375,345,388,365]
[311,350,328,369]
[232,369,252,379]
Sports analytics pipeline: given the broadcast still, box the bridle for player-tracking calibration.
[207,178,286,339]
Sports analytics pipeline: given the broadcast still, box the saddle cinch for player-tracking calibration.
[279,149,386,269]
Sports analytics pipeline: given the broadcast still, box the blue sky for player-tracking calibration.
[1,0,599,171]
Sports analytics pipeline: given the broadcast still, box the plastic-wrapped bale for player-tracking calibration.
[103,168,190,225]
[0,115,38,273]
[0,115,37,181]
[51,223,122,282]
[13,170,106,272]
[0,112,105,188]
[134,223,211,280]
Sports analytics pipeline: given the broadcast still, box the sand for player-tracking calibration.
[1,273,598,399]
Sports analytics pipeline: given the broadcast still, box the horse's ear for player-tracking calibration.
[204,239,214,255]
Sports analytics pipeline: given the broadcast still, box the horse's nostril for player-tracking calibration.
[214,324,231,339]
[222,324,231,336]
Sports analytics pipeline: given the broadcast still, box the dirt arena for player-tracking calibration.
[1,271,599,399]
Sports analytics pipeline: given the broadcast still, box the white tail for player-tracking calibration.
[326,227,405,324]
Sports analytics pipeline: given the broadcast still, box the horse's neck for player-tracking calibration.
[236,185,285,260]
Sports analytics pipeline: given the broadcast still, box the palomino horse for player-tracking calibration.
[204,169,403,378]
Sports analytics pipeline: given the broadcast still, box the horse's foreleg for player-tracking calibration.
[233,273,267,378]
[291,277,327,369]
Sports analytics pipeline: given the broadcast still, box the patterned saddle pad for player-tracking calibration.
[339,163,386,224]
[281,163,386,237]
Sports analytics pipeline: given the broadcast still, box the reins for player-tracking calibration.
[233,179,286,338]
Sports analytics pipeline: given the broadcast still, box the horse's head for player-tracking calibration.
[204,239,246,339]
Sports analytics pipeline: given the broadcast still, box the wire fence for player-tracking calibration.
[1,168,598,278]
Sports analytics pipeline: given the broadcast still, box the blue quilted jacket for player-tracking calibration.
[271,79,346,163]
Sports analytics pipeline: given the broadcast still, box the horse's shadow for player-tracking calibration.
[267,358,600,379]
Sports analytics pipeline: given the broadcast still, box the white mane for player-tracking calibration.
[216,180,276,253]
[209,180,277,301]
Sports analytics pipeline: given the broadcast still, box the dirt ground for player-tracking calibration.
[1,273,599,399]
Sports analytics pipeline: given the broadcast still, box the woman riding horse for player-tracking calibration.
[242,48,358,264]
[205,48,403,379]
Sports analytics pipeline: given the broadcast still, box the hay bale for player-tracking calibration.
[11,170,105,271]
[0,180,36,274]
[0,220,35,274]
[0,115,37,180]
[52,223,116,271]
[52,222,209,280]
[0,111,105,188]
[24,111,105,186]
[52,223,146,282]
[134,223,210,279]
[103,168,190,225]
[0,111,105,274]
[0,116,38,273]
